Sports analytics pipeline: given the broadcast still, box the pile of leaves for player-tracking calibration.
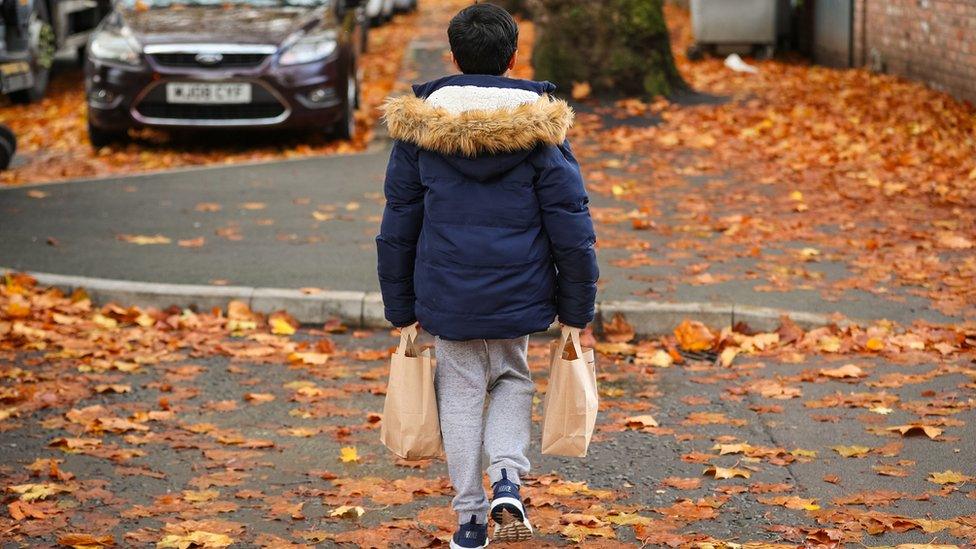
[568,5,975,320]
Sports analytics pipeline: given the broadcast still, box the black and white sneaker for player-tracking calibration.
[489,469,533,542]
[450,515,488,549]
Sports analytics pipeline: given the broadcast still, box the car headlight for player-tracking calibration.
[279,33,338,66]
[89,26,141,66]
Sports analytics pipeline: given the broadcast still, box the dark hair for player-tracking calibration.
[447,3,519,76]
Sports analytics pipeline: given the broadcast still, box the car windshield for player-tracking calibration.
[121,0,330,8]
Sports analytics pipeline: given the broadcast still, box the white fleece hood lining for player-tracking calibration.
[425,85,541,114]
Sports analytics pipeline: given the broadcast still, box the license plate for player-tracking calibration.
[165,82,251,104]
[0,62,33,94]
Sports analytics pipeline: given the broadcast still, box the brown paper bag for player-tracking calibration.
[380,324,443,460]
[541,326,598,457]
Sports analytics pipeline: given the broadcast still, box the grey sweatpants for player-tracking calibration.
[434,336,533,525]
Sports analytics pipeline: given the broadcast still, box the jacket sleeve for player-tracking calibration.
[534,140,599,328]
[376,141,424,327]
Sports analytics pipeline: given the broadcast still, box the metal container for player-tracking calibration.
[688,0,791,59]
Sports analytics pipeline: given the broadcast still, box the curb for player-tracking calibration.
[3,268,850,334]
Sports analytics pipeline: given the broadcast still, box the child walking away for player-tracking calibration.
[377,3,598,547]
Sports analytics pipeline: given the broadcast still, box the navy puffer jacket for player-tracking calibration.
[376,74,598,341]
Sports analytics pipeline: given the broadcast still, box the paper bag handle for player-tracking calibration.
[558,326,585,361]
[396,323,420,357]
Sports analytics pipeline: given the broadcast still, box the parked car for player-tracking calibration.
[0,0,112,103]
[84,0,365,147]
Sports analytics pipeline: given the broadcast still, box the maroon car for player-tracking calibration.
[84,0,364,147]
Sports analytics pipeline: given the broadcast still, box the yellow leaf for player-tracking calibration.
[269,312,297,336]
[92,314,118,330]
[604,512,651,526]
[865,337,885,351]
[182,489,219,502]
[560,523,615,542]
[927,470,973,485]
[7,483,65,502]
[339,446,359,463]
[832,445,871,458]
[817,335,841,353]
[719,346,738,367]
[5,301,30,318]
[546,481,613,499]
[819,364,866,379]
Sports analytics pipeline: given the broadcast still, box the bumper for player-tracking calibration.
[86,55,347,131]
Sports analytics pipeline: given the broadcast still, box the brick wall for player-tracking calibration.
[852,0,976,103]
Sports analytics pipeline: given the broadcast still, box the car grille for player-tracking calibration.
[149,53,269,68]
[133,82,287,124]
[135,103,286,120]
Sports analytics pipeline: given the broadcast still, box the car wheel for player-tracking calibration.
[0,125,17,156]
[332,71,357,141]
[87,120,126,149]
[9,1,56,104]
[0,128,14,171]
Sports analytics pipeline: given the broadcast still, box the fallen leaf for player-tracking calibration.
[330,505,365,519]
[886,424,943,439]
[157,530,233,548]
[339,447,359,463]
[703,466,751,479]
[832,445,871,458]
[927,470,973,484]
[674,320,715,351]
[819,364,866,379]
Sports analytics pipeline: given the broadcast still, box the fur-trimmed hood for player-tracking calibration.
[382,74,574,158]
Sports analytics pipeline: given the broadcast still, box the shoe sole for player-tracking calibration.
[492,508,533,543]
[449,539,488,549]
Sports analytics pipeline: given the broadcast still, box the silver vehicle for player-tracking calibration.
[0,0,112,102]
[364,0,393,24]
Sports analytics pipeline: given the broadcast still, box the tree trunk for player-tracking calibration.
[529,0,688,98]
